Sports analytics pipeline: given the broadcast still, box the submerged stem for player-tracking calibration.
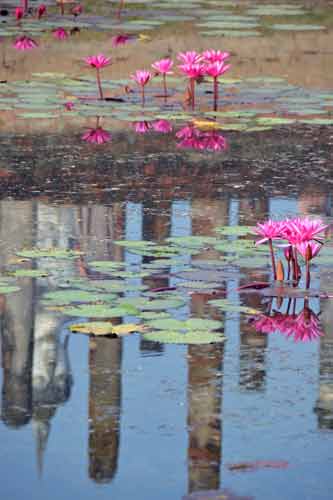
[141,85,145,107]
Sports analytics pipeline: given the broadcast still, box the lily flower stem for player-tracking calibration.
[22,0,28,14]
[60,0,64,15]
[96,68,104,100]
[286,298,292,315]
[294,250,300,282]
[268,239,277,280]
[163,74,167,97]
[213,77,218,111]
[141,86,145,107]
[190,78,195,110]
[306,258,311,289]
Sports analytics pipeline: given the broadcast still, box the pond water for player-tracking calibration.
[1,1,333,499]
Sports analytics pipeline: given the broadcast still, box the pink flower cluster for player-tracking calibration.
[254,217,328,287]
[252,307,323,343]
[177,49,230,79]
[255,217,328,260]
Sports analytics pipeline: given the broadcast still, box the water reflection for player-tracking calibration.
[0,190,332,498]
[88,337,122,483]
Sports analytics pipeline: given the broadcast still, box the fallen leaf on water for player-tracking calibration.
[70,321,147,336]
[138,33,152,42]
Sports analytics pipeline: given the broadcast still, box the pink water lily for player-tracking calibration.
[204,60,231,110]
[37,4,46,19]
[255,220,284,280]
[53,27,69,40]
[281,217,328,245]
[130,69,152,105]
[13,36,38,51]
[82,127,111,144]
[152,58,173,74]
[179,63,205,109]
[254,220,283,246]
[64,101,74,111]
[84,54,111,100]
[152,58,173,96]
[202,49,230,63]
[152,119,172,133]
[177,50,202,64]
[296,241,322,260]
[84,54,111,69]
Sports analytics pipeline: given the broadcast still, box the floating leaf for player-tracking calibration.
[63,303,139,318]
[42,289,117,305]
[0,285,21,295]
[215,225,254,236]
[143,330,225,345]
[148,317,222,331]
[17,248,82,259]
[11,269,49,278]
[208,299,260,314]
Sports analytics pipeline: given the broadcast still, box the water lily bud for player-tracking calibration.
[276,260,285,282]
[305,243,312,261]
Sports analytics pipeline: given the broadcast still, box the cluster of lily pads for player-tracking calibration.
[0,220,331,344]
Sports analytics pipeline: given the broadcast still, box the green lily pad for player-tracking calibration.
[11,269,49,278]
[148,317,222,331]
[208,299,260,314]
[89,280,148,293]
[42,289,117,305]
[88,261,126,269]
[17,248,82,259]
[63,303,139,318]
[143,330,225,344]
[215,225,254,236]
[0,285,21,295]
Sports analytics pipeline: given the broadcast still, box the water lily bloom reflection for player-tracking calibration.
[130,69,152,105]
[53,27,68,40]
[15,7,24,22]
[82,126,111,144]
[176,125,227,152]
[132,121,152,134]
[152,119,172,133]
[251,306,323,343]
[111,34,130,47]
[71,4,83,16]
[84,54,111,100]
[202,49,230,63]
[13,36,38,51]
